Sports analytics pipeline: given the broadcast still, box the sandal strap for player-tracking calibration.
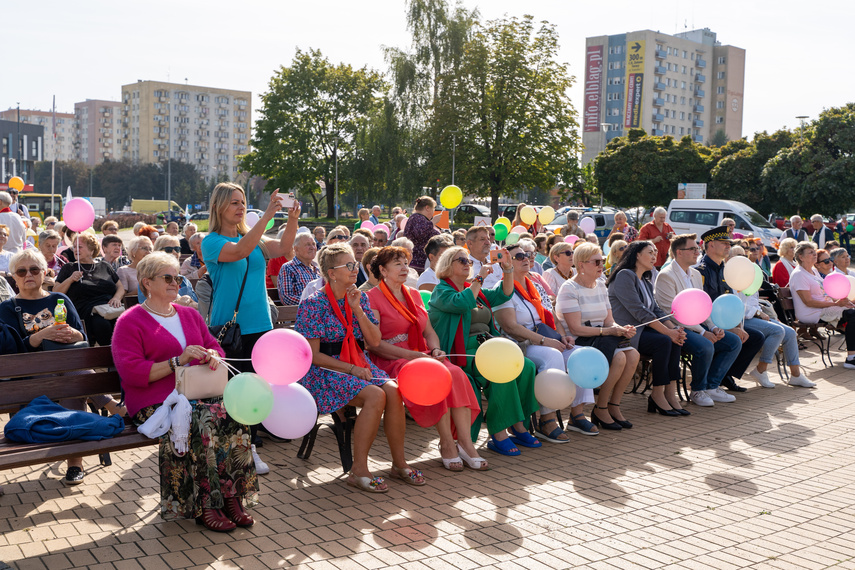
[608,402,621,407]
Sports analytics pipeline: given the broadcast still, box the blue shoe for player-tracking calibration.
[487,436,521,456]
[508,427,542,448]
[566,413,599,436]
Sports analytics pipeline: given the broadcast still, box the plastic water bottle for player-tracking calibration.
[54,299,67,325]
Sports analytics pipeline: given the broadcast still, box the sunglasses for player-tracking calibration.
[161,246,181,253]
[511,252,534,261]
[15,266,42,277]
[331,235,348,241]
[333,262,359,271]
[557,251,573,257]
[453,257,473,266]
[585,259,605,266]
[9,191,18,196]
[748,247,758,252]
[817,258,832,265]
[154,274,180,284]
[617,246,627,252]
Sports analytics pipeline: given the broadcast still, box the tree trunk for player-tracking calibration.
[490,187,500,220]
[325,176,335,219]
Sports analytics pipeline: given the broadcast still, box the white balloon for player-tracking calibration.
[579,217,596,234]
[297,226,311,234]
[534,369,577,410]
[245,212,260,228]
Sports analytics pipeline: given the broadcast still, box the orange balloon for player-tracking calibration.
[8,176,24,191]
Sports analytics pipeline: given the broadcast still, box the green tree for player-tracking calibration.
[557,159,600,207]
[33,160,91,196]
[240,49,386,218]
[596,130,714,208]
[708,128,730,147]
[431,15,580,218]
[762,103,855,216]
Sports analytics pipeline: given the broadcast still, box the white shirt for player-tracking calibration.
[417,267,439,289]
[833,267,855,278]
[789,266,825,323]
[469,255,502,289]
[149,312,187,348]
[0,212,26,253]
[299,276,325,303]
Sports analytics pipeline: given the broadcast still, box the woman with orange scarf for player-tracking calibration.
[294,243,423,494]
[494,243,597,439]
[367,247,487,472]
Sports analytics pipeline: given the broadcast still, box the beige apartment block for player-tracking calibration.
[74,99,123,166]
[0,108,76,162]
[120,80,251,179]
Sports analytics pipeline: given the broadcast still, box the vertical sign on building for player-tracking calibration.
[624,40,645,129]
[583,46,604,132]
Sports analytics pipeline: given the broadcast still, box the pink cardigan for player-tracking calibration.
[112,304,225,417]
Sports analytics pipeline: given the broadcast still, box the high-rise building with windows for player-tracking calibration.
[120,80,251,178]
[74,100,123,166]
[0,108,75,162]
[581,28,744,163]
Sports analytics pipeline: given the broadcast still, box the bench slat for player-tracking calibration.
[0,428,156,471]
[0,371,123,415]
[1,346,114,378]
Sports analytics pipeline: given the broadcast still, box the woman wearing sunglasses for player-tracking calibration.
[429,246,540,457]
[542,242,575,294]
[295,243,422,493]
[605,239,628,277]
[136,235,198,308]
[494,243,596,440]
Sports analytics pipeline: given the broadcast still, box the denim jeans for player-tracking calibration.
[682,330,742,391]
[743,317,799,365]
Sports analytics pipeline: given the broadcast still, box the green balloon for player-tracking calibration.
[742,264,764,297]
[493,223,508,241]
[223,373,274,425]
[847,224,854,233]
[265,218,275,231]
[506,232,520,245]
[419,289,431,307]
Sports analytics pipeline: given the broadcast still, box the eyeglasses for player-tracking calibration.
[585,259,605,266]
[511,252,534,261]
[817,258,832,265]
[453,257,472,266]
[155,274,180,284]
[748,247,759,252]
[161,246,181,254]
[617,246,627,251]
[331,235,348,241]
[9,191,18,196]
[333,262,359,271]
[14,266,42,277]
[679,246,700,252]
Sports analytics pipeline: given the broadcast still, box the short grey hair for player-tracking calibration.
[519,238,537,251]
[653,206,667,216]
[794,241,817,264]
[0,192,11,207]
[829,248,849,262]
[9,249,48,275]
[38,229,61,245]
[183,223,198,235]
[810,214,823,223]
[294,232,316,247]
[789,215,802,224]
[390,237,414,251]
[188,232,204,245]
[128,235,153,258]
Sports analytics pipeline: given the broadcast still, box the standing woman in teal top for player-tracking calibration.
[202,183,299,367]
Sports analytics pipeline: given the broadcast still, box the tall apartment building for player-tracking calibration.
[74,100,123,166]
[581,28,745,163]
[0,108,76,162]
[120,80,251,178]
[1,119,45,184]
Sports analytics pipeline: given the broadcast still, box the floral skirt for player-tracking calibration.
[133,398,259,521]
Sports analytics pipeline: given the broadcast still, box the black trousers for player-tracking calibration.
[727,327,764,379]
[841,309,855,351]
[637,327,682,386]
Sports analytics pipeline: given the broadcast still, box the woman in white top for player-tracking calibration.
[557,243,638,430]
[417,235,453,292]
[542,242,575,295]
[117,236,153,296]
[830,247,855,277]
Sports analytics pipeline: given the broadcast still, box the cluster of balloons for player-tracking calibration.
[360,220,390,236]
[245,211,275,232]
[7,177,24,191]
[222,329,318,439]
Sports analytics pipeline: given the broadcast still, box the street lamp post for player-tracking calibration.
[450,131,458,186]
[795,115,808,145]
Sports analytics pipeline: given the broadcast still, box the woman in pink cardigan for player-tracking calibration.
[112,252,258,533]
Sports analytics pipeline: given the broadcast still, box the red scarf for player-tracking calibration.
[378,280,427,352]
[0,207,10,214]
[324,282,368,368]
[513,276,556,330]
[443,278,492,367]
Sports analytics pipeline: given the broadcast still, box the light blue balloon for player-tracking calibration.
[602,241,611,256]
[566,346,610,389]
[710,294,743,330]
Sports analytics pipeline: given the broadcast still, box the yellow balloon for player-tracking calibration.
[474,338,524,384]
[495,216,512,230]
[538,206,555,225]
[520,206,537,225]
[440,185,463,209]
[8,176,24,191]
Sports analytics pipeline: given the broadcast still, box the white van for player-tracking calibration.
[666,199,783,254]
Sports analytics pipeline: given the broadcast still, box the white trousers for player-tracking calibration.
[524,344,594,412]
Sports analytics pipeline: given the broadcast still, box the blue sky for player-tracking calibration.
[5,0,850,140]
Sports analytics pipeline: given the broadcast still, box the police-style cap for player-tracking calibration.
[701,226,733,244]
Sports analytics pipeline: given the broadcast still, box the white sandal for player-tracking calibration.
[438,443,463,471]
[457,444,489,471]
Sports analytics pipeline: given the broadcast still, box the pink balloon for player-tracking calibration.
[251,329,312,385]
[671,288,713,326]
[62,198,95,232]
[360,220,375,231]
[245,211,260,228]
[511,225,527,234]
[579,217,596,234]
[374,225,390,235]
[399,216,408,231]
[823,272,852,300]
[564,235,579,244]
[261,383,318,439]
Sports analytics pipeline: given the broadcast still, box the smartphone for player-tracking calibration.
[278,192,296,209]
[489,250,499,264]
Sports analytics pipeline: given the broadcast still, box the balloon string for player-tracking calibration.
[210,355,242,376]
[636,313,673,327]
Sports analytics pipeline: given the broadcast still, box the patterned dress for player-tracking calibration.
[295,289,389,413]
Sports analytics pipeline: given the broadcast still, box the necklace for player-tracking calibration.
[143,300,175,317]
[556,266,572,280]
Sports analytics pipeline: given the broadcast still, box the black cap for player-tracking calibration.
[701,225,733,244]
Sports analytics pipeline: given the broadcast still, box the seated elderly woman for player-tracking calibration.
[277,231,321,305]
[558,243,639,430]
[0,249,124,485]
[54,233,126,347]
[772,238,799,287]
[542,241,575,294]
[117,236,153,295]
[37,229,67,285]
[0,225,14,274]
[830,247,855,277]
[137,235,198,308]
[112,252,256,532]
[367,246,486,471]
[494,242,596,439]
[607,241,688,417]
[357,247,381,292]
[429,246,541,457]
[179,222,197,255]
[789,242,855,370]
[295,243,423,493]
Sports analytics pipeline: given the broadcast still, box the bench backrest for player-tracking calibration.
[273,305,299,329]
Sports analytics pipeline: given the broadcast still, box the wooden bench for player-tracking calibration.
[273,305,299,329]
[0,346,156,472]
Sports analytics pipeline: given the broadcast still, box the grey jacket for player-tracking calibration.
[608,269,667,349]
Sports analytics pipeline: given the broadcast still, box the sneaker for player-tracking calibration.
[706,387,736,403]
[788,374,816,388]
[251,444,269,475]
[749,369,775,388]
[690,390,715,407]
[63,466,85,486]
[844,357,855,370]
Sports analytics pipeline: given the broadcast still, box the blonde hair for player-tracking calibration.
[154,234,180,250]
[209,182,250,236]
[573,242,601,264]
[435,246,467,280]
[317,243,354,282]
[137,252,180,296]
[606,239,627,267]
[77,232,101,257]
[548,241,573,264]
[777,237,797,259]
[128,236,153,258]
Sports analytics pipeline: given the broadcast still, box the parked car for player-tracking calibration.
[188,211,209,222]
[665,199,782,254]
[452,203,491,226]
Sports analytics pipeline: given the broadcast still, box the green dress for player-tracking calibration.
[428,279,538,442]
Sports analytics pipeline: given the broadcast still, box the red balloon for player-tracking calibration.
[397,358,452,407]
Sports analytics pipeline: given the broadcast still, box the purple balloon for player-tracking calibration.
[261,383,318,439]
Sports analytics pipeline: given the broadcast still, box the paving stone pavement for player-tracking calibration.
[2,346,854,569]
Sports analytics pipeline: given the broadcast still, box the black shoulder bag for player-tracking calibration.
[208,262,249,358]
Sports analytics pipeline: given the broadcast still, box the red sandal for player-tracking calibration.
[223,497,254,527]
[196,508,236,532]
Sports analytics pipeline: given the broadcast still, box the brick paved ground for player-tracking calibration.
[2,345,854,570]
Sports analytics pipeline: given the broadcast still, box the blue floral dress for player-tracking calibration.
[295,289,389,413]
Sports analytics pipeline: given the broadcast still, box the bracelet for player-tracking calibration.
[168,357,177,371]
[599,327,603,336]
[349,364,355,374]
[539,336,545,345]
[475,275,484,284]
[502,267,513,274]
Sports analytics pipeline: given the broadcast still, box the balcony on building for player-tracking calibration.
[653,81,667,91]
[652,113,664,122]
[654,65,667,75]
[694,104,704,113]
[653,97,665,107]
[695,89,705,98]
[652,129,664,136]
[693,134,703,143]
[655,48,667,59]
[696,58,706,68]
[693,119,704,128]
[695,74,706,83]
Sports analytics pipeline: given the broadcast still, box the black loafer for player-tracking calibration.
[63,466,85,486]
[721,376,747,392]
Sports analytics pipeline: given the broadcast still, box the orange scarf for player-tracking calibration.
[513,276,556,330]
[378,280,428,352]
[324,282,368,368]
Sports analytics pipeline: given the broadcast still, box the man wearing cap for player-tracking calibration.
[696,226,765,393]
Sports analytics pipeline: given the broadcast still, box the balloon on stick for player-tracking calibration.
[671,289,713,326]
[534,369,576,410]
[823,272,852,300]
[397,358,452,406]
[475,338,524,384]
[251,329,313,385]
[8,176,24,191]
[566,347,609,389]
[723,256,755,291]
[440,185,463,209]
[62,198,95,232]
[261,383,318,439]
[493,223,509,241]
[520,206,537,226]
[223,373,274,425]
[741,265,764,297]
[579,217,596,234]
[538,206,555,225]
[710,294,744,330]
